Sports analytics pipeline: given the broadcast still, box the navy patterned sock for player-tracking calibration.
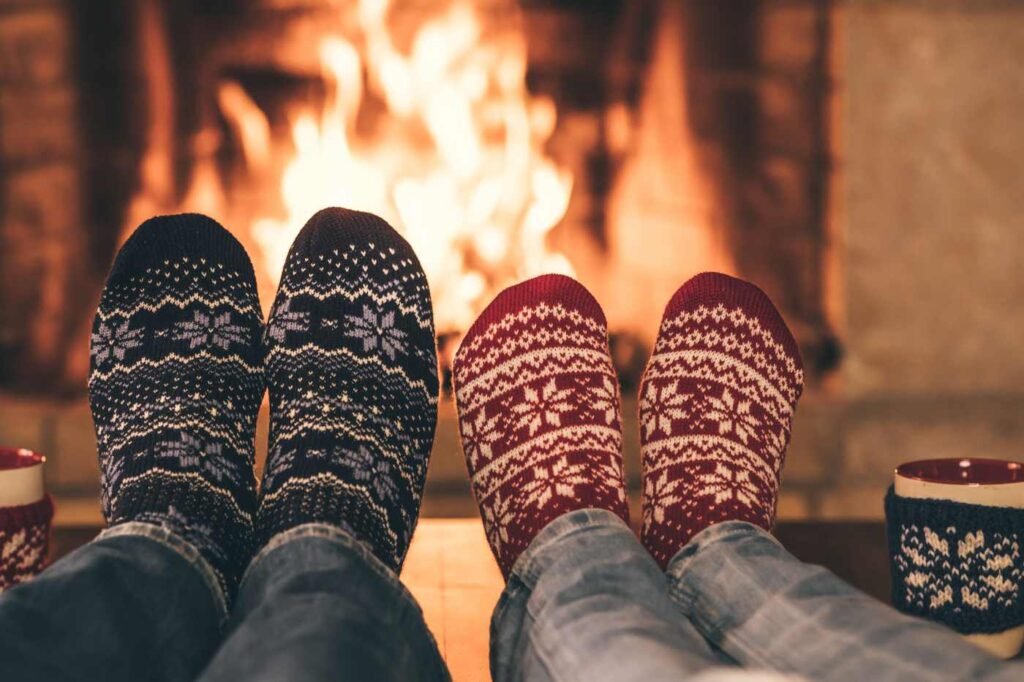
[258,207,439,572]
[88,214,264,596]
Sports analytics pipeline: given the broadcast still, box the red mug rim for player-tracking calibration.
[895,457,1024,485]
[0,447,45,471]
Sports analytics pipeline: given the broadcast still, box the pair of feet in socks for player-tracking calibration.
[89,207,804,595]
[452,272,804,575]
[89,209,438,595]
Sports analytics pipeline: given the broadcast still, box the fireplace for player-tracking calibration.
[0,0,840,520]
[0,0,839,393]
[14,0,1021,525]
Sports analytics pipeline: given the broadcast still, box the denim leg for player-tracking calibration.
[667,521,1024,682]
[491,508,796,682]
[197,523,449,682]
[0,523,226,682]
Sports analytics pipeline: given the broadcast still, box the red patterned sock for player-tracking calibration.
[640,272,804,567]
[453,275,629,577]
[0,496,53,591]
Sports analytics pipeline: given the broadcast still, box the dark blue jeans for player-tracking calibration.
[0,522,448,682]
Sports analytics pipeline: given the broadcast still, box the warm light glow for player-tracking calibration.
[128,0,573,333]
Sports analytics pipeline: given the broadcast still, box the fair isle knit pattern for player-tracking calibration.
[640,272,803,567]
[453,275,629,577]
[886,489,1024,634]
[258,208,439,573]
[88,214,264,595]
[0,496,53,591]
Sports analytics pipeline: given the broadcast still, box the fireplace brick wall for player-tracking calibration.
[0,1,90,392]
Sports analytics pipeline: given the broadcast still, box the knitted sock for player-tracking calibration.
[88,214,264,594]
[258,208,439,573]
[453,275,629,577]
[640,272,804,567]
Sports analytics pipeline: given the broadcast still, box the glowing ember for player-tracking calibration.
[127,0,573,334]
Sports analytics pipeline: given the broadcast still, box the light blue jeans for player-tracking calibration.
[491,509,791,682]
[667,519,1024,682]
[492,509,1024,682]
[1,511,1021,681]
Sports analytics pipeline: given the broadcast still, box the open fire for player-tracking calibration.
[125,0,573,335]
[1,0,874,536]
[0,0,835,394]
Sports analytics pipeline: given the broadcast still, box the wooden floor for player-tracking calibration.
[404,520,504,682]
[50,519,892,682]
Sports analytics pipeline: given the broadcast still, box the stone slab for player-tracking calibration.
[844,2,1024,396]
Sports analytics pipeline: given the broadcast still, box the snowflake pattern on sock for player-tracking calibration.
[258,208,438,573]
[173,310,250,350]
[640,272,804,567]
[88,214,264,596]
[453,275,629,577]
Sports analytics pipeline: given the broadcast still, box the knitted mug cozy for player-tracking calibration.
[0,496,54,591]
[885,487,1024,634]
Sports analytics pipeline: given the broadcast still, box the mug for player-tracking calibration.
[0,447,53,591]
[887,458,1024,659]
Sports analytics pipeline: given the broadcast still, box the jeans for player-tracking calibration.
[1,512,1022,681]
[667,520,1024,682]
[491,508,791,682]
[490,509,1024,682]
[0,522,448,682]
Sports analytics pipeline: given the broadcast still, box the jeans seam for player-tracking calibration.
[510,508,631,588]
[241,522,448,678]
[665,522,793,672]
[241,522,397,589]
[97,522,228,622]
[241,522,442,650]
[491,577,522,627]
[676,532,971,680]
[668,573,698,616]
[494,508,637,682]
[522,609,581,682]
[684,551,777,671]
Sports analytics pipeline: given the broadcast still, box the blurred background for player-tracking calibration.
[0,0,1021,527]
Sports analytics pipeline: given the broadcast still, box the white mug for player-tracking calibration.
[0,448,46,507]
[895,458,1024,659]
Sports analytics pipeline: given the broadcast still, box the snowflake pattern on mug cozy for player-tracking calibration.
[894,524,1022,616]
[0,498,52,593]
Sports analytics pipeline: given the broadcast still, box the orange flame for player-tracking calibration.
[130,0,573,333]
